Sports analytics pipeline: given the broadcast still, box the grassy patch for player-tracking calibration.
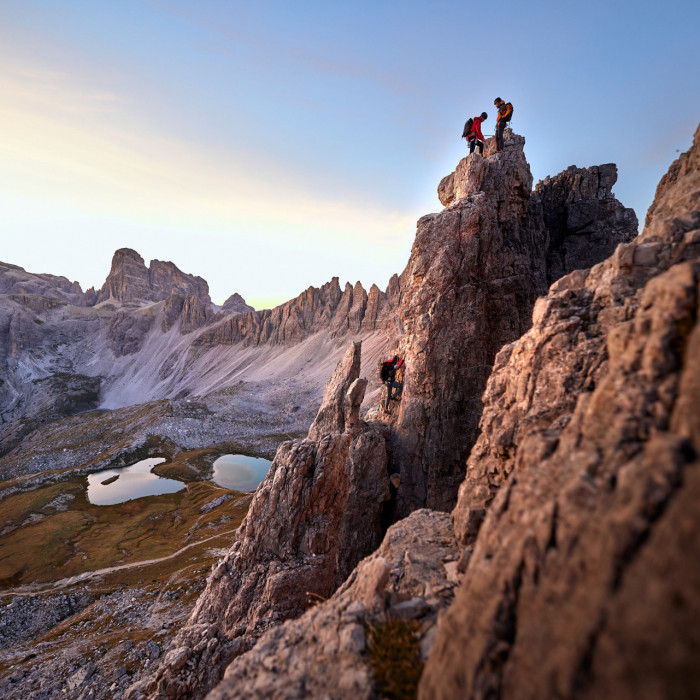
[368,619,424,700]
[0,473,252,587]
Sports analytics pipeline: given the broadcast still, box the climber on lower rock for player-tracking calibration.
[380,355,404,410]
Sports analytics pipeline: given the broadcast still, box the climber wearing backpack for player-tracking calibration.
[380,355,404,410]
[493,97,513,153]
[466,112,488,156]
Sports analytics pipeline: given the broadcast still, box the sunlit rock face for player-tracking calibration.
[419,125,700,700]
[387,130,638,517]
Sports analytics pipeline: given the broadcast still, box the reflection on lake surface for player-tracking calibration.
[87,457,184,505]
[211,454,272,492]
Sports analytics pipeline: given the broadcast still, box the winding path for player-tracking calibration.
[0,528,239,599]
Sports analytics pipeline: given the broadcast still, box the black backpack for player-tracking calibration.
[504,102,513,122]
[462,118,474,138]
[380,361,393,382]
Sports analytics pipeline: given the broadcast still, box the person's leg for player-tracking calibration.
[385,382,392,409]
[496,121,505,151]
[469,138,475,154]
[476,140,484,156]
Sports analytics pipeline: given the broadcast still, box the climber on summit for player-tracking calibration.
[493,97,513,153]
[465,112,488,156]
[380,355,404,410]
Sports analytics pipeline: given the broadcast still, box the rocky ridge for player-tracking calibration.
[4,123,695,700]
[96,248,212,306]
[0,249,397,458]
[419,123,700,699]
[194,274,405,348]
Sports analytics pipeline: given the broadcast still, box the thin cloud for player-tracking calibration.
[0,53,412,253]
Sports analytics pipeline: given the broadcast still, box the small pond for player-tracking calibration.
[211,454,272,492]
[86,457,184,506]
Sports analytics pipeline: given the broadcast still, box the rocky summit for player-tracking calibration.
[2,124,699,700]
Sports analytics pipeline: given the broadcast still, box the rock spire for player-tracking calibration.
[419,123,700,700]
[387,129,638,517]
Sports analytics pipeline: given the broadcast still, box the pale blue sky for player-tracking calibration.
[1,0,698,308]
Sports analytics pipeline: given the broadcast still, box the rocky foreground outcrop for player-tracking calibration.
[209,509,459,700]
[128,342,391,699]
[143,127,699,699]
[418,125,700,698]
[389,130,637,516]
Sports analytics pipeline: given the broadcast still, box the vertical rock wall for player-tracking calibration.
[388,131,637,516]
[419,125,700,700]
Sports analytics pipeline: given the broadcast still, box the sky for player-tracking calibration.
[1,1,698,309]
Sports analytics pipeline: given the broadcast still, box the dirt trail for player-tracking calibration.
[0,528,238,599]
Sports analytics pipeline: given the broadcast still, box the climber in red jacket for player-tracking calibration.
[380,355,404,410]
[466,112,488,156]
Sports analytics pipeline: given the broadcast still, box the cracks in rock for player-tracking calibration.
[610,445,687,592]
[546,501,559,552]
[472,559,524,699]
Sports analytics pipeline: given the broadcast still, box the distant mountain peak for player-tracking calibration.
[97,248,211,306]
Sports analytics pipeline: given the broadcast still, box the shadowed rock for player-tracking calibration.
[208,510,459,700]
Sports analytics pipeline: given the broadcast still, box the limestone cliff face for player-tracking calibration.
[389,130,638,517]
[195,275,403,348]
[419,125,700,699]
[128,342,391,700]
[97,248,211,306]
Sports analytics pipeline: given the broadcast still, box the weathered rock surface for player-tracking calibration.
[419,125,700,698]
[388,129,637,516]
[535,163,639,283]
[0,261,84,305]
[208,509,459,700]
[108,307,156,356]
[129,342,391,699]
